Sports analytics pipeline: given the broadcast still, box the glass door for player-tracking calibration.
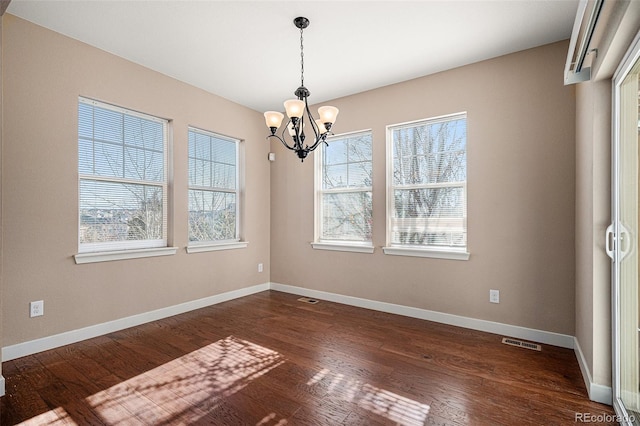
[611,31,640,426]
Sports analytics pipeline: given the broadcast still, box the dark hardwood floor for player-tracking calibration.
[1,290,616,425]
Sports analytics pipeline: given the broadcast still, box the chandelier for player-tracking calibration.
[263,17,339,162]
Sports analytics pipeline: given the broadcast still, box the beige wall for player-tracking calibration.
[575,80,611,387]
[271,41,577,335]
[1,15,271,347]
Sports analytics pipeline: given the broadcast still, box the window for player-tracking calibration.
[385,113,468,260]
[313,130,373,253]
[187,127,245,252]
[77,97,171,258]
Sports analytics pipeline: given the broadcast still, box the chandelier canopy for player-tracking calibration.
[264,17,339,162]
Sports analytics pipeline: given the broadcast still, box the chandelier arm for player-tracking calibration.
[267,134,296,151]
[290,117,303,151]
[274,117,308,153]
[306,133,330,153]
[304,99,321,145]
[269,117,299,152]
[299,116,306,150]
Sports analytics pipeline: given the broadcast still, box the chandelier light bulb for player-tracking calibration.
[284,99,305,119]
[264,111,284,130]
[318,106,339,125]
[315,119,327,134]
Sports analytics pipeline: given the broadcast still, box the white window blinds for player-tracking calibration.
[78,97,169,253]
[387,113,467,250]
[317,130,373,243]
[188,127,239,244]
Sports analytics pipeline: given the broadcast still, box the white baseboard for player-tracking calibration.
[0,374,5,397]
[1,283,270,362]
[574,337,613,405]
[270,282,575,349]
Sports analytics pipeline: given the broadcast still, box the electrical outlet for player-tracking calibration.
[258,263,263,273]
[30,300,44,317]
[489,289,500,304]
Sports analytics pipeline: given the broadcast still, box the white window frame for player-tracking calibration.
[384,112,469,260]
[312,129,374,254]
[186,126,247,254]
[75,97,177,264]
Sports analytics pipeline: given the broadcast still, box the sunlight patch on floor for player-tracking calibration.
[306,367,330,385]
[256,412,289,425]
[358,383,430,425]
[16,407,73,425]
[306,367,430,425]
[84,335,285,423]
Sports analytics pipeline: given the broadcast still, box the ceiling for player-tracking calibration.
[7,1,579,113]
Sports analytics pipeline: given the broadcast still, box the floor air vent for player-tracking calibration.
[502,337,541,351]
[298,297,319,304]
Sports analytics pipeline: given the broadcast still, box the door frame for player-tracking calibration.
[611,28,640,425]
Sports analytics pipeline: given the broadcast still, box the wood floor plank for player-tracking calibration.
[1,290,616,425]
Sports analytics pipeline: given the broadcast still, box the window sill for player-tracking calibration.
[186,241,248,254]
[74,246,178,264]
[311,242,375,254]
[382,246,470,260]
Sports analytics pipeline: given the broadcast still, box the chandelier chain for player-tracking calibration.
[300,26,304,87]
